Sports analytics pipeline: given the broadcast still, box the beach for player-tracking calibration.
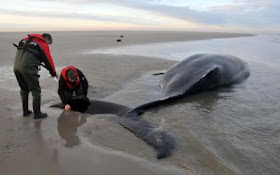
[0,31,255,175]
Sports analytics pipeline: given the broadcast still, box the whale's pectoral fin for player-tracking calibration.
[189,67,221,93]
[153,70,166,76]
[153,72,165,76]
[118,114,176,159]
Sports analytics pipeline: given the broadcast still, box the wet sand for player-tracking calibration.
[0,31,253,175]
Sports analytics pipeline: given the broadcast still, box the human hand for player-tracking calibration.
[64,104,71,111]
[53,76,58,82]
[49,73,58,78]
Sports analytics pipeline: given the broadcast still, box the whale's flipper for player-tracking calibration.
[153,72,165,76]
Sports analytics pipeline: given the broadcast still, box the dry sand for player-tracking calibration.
[0,31,253,175]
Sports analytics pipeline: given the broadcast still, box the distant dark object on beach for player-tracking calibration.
[116,39,122,42]
[120,35,124,37]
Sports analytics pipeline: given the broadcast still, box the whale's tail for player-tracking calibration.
[50,99,176,159]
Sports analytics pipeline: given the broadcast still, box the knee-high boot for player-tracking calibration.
[20,91,32,116]
[33,92,47,119]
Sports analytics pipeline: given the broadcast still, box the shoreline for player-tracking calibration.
[0,29,255,35]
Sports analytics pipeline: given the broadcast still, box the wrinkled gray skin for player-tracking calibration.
[51,54,250,159]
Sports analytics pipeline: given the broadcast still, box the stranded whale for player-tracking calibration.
[51,99,175,159]
[132,54,250,111]
[51,54,250,159]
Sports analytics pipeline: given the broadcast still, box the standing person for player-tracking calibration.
[13,33,57,119]
[58,66,89,111]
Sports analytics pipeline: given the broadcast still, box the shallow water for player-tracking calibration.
[88,35,280,174]
[2,34,280,174]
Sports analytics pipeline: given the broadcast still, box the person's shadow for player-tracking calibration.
[57,111,87,148]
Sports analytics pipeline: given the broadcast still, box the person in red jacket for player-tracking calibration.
[14,33,57,119]
[58,66,89,111]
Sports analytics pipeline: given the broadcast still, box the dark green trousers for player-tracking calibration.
[14,70,41,94]
[14,49,42,114]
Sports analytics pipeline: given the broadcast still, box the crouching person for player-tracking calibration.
[58,66,89,111]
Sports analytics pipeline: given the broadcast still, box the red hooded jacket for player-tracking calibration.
[24,34,56,76]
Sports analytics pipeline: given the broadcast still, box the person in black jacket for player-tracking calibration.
[13,33,57,119]
[58,66,89,111]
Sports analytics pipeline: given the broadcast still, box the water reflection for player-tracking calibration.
[57,111,87,148]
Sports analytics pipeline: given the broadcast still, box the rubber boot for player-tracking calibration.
[33,93,47,119]
[20,91,32,117]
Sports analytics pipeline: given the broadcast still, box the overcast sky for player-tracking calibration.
[0,0,279,33]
